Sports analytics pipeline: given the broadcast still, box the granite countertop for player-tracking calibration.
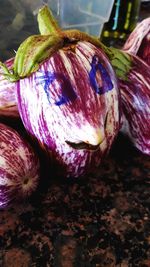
[0,134,150,267]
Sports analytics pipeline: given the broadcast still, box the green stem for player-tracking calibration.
[37,5,63,36]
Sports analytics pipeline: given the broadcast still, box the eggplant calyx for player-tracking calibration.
[13,5,105,79]
[0,62,19,82]
[13,34,64,78]
[37,5,132,82]
[12,5,115,80]
[37,6,107,53]
[107,47,132,80]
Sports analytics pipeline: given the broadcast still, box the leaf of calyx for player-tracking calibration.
[108,47,132,81]
[14,34,64,78]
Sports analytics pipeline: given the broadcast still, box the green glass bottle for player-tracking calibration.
[100,0,141,47]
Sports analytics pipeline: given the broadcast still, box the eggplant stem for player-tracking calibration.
[37,5,63,37]
[37,5,109,53]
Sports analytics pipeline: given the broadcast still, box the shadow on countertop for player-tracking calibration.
[0,133,150,267]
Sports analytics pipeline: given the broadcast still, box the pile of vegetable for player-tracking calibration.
[0,5,149,208]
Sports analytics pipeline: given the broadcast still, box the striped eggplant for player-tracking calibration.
[0,123,40,208]
[106,46,150,155]
[0,58,19,118]
[0,6,120,178]
[123,17,150,66]
[17,41,120,177]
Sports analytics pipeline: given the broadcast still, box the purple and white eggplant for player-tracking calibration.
[0,123,40,208]
[106,46,150,155]
[0,6,120,178]
[123,17,150,66]
[17,41,120,177]
[0,58,19,118]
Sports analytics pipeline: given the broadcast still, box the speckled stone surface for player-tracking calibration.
[0,134,150,267]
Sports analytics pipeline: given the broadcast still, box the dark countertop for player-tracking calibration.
[0,134,150,267]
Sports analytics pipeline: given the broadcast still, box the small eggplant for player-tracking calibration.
[106,46,150,155]
[0,123,40,209]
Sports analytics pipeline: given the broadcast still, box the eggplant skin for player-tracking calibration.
[16,41,120,178]
[0,58,19,118]
[123,17,150,66]
[0,123,40,209]
[120,54,150,155]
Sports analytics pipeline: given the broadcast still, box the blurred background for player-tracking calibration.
[0,0,150,62]
[100,0,150,47]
